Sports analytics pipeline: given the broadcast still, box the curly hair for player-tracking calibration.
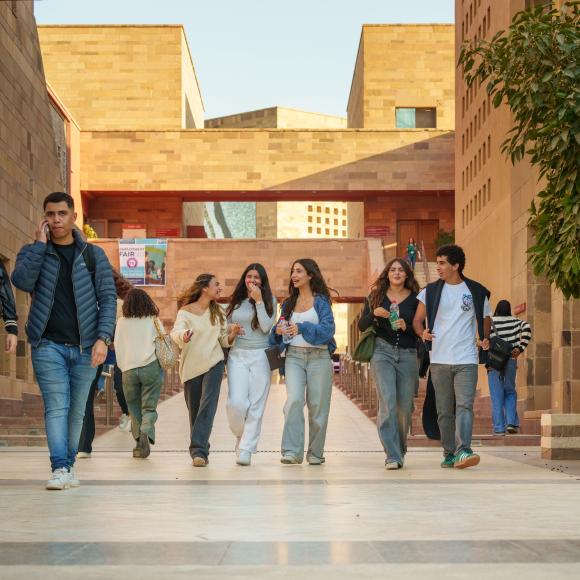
[177,273,225,326]
[367,258,420,309]
[436,244,466,276]
[282,258,336,319]
[122,288,159,318]
[226,263,274,329]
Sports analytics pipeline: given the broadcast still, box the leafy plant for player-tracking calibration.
[458,2,580,299]
[83,223,98,239]
[434,228,455,249]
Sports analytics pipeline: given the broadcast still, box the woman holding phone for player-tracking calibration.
[171,273,242,467]
[270,258,336,465]
[226,264,277,466]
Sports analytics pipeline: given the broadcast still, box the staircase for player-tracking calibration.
[414,262,438,289]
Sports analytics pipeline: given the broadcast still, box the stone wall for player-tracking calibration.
[38,25,199,130]
[80,129,454,193]
[206,107,346,129]
[0,1,62,401]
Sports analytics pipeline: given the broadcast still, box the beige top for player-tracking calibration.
[170,308,231,383]
[114,316,161,372]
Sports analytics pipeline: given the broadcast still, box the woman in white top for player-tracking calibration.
[114,288,164,459]
[270,258,336,465]
[226,263,277,466]
[171,273,242,467]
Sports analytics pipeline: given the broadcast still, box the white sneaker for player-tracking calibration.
[46,468,69,490]
[77,452,91,459]
[118,414,131,431]
[236,450,251,466]
[385,461,401,470]
[67,468,80,487]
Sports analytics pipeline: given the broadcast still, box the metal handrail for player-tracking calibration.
[420,240,429,285]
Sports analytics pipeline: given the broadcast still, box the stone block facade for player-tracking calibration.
[0,1,62,401]
[38,25,204,130]
[541,414,580,460]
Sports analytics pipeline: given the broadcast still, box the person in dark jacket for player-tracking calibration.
[0,261,18,354]
[413,244,491,470]
[11,192,116,491]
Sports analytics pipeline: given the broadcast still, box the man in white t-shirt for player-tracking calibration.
[413,245,491,469]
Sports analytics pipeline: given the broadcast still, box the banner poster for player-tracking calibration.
[118,239,167,286]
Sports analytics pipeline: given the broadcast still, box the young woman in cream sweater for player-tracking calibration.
[171,273,242,467]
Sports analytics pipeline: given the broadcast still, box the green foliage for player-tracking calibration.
[434,228,455,249]
[458,2,580,299]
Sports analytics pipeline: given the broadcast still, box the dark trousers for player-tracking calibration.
[79,364,129,453]
[184,361,224,460]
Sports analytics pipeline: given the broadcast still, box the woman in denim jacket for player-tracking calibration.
[270,258,336,465]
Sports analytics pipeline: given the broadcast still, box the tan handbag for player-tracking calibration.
[153,318,180,369]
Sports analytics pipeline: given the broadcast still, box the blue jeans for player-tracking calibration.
[282,346,333,462]
[31,339,98,471]
[488,358,518,432]
[371,339,418,465]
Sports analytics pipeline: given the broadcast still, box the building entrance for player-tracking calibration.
[397,219,439,261]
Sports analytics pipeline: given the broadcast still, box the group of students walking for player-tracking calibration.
[1,191,532,490]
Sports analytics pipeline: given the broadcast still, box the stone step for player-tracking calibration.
[0,434,47,447]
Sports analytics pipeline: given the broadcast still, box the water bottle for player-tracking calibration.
[280,316,292,344]
[389,301,400,330]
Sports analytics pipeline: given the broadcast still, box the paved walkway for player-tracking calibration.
[1,381,579,578]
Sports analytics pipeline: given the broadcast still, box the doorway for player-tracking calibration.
[397,220,439,261]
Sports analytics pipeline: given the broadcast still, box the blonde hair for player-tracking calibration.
[177,273,225,326]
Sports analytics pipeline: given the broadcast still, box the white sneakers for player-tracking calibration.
[118,414,131,432]
[236,450,251,466]
[46,468,80,490]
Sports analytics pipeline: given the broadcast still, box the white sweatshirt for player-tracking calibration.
[114,316,161,372]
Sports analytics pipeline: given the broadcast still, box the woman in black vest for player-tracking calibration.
[358,258,420,470]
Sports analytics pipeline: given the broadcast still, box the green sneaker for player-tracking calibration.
[454,448,480,469]
[440,453,455,468]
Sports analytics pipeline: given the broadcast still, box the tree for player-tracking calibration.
[458,2,580,299]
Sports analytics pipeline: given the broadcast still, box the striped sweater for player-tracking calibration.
[490,316,532,352]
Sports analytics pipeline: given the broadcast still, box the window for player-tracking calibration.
[325,207,330,214]
[308,216,312,223]
[487,178,491,201]
[325,218,329,225]
[483,183,487,206]
[483,142,486,163]
[487,135,491,158]
[316,206,322,213]
[334,229,338,236]
[334,219,338,225]
[342,219,347,226]
[342,209,347,216]
[395,108,436,129]
[325,228,330,235]
[308,226,313,233]
[316,227,321,234]
[334,208,338,215]
[462,209,465,228]
[308,205,313,212]
[316,217,321,224]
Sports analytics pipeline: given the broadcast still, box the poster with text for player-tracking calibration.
[118,239,167,286]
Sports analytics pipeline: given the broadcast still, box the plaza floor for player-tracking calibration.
[0,381,579,579]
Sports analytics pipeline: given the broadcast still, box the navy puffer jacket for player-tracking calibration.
[11,229,116,349]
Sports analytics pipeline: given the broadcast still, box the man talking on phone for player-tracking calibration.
[12,192,116,490]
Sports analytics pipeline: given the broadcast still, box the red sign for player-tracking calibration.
[365,226,391,237]
[155,228,180,238]
[513,302,527,315]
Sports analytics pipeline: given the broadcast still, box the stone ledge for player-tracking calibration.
[541,413,580,460]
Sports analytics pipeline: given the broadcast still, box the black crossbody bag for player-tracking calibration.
[487,321,513,372]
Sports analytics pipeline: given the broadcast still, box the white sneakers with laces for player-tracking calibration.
[46,468,69,490]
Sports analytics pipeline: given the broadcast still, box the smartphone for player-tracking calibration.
[44,224,50,239]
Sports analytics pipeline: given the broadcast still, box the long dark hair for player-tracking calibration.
[112,268,133,300]
[226,263,274,329]
[368,257,420,309]
[177,273,225,326]
[494,300,512,317]
[122,288,159,318]
[282,258,335,319]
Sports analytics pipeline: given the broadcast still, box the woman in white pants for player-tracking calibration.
[226,264,277,466]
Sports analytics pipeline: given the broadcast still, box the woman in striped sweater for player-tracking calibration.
[488,300,532,435]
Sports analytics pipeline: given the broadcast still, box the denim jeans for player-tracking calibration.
[31,339,98,470]
[227,347,272,453]
[430,363,478,455]
[488,358,518,433]
[183,361,224,460]
[282,346,333,462]
[123,359,164,444]
[371,339,418,465]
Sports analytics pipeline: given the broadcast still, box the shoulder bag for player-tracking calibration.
[153,318,180,369]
